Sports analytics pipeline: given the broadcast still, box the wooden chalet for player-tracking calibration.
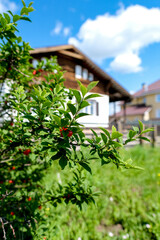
[30,45,132,127]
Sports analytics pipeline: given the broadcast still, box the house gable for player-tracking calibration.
[30,45,132,103]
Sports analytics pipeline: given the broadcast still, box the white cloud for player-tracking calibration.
[63,27,71,37]
[68,5,160,73]
[51,22,71,37]
[51,21,63,35]
[109,52,143,73]
[0,0,18,13]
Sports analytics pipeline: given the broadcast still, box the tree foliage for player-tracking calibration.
[0,1,154,239]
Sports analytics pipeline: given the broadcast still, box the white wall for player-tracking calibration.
[78,93,109,128]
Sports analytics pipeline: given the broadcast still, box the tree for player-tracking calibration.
[0,1,153,239]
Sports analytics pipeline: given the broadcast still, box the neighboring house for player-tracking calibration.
[114,80,160,122]
[30,44,132,128]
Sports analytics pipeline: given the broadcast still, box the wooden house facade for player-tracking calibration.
[30,45,132,127]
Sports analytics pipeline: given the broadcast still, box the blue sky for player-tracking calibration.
[1,0,160,94]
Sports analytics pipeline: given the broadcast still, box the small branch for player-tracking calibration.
[1,191,13,201]
[10,224,16,238]
[0,159,15,164]
[13,67,30,78]
[0,217,6,240]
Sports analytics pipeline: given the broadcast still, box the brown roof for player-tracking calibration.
[115,105,152,117]
[30,44,132,103]
[134,79,160,97]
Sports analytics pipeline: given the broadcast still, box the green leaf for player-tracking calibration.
[86,138,93,144]
[51,152,62,160]
[67,103,77,115]
[0,17,7,27]
[87,81,99,92]
[59,156,68,169]
[71,89,81,103]
[101,158,111,165]
[111,131,123,140]
[84,93,101,100]
[22,0,26,6]
[141,128,154,134]
[101,133,108,144]
[75,113,89,119]
[99,127,111,139]
[132,126,139,132]
[61,118,68,127]
[111,141,123,147]
[138,136,150,142]
[91,129,98,137]
[128,130,137,139]
[21,7,29,16]
[27,7,34,13]
[28,2,34,7]
[77,80,87,97]
[7,11,13,16]
[138,120,143,131]
[20,16,31,22]
[79,100,90,110]
[3,13,11,23]
[112,125,117,132]
[124,138,136,145]
[13,15,21,22]
[52,115,61,126]
[79,162,92,174]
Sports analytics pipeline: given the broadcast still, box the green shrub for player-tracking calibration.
[0,1,153,239]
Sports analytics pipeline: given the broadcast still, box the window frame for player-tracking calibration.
[156,109,160,118]
[156,94,160,102]
[82,68,88,80]
[81,100,99,116]
[88,73,94,81]
[75,65,82,79]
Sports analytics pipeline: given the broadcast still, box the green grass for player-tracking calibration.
[36,146,160,240]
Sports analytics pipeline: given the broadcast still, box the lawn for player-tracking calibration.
[35,145,160,240]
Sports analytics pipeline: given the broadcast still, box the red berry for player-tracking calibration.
[23,180,26,183]
[67,194,70,199]
[10,122,13,126]
[9,180,13,184]
[11,166,16,170]
[60,132,63,137]
[28,197,32,201]
[19,148,22,151]
[4,100,8,104]
[67,131,73,137]
[38,69,43,72]
[23,149,31,155]
[33,70,37,75]
[10,212,15,216]
[50,88,53,91]
[9,140,13,143]
[38,205,42,209]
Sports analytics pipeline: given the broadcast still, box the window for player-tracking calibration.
[88,73,94,81]
[81,100,99,116]
[32,59,39,68]
[41,57,47,65]
[156,94,160,102]
[156,109,160,118]
[143,97,146,104]
[82,69,88,80]
[75,65,82,79]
